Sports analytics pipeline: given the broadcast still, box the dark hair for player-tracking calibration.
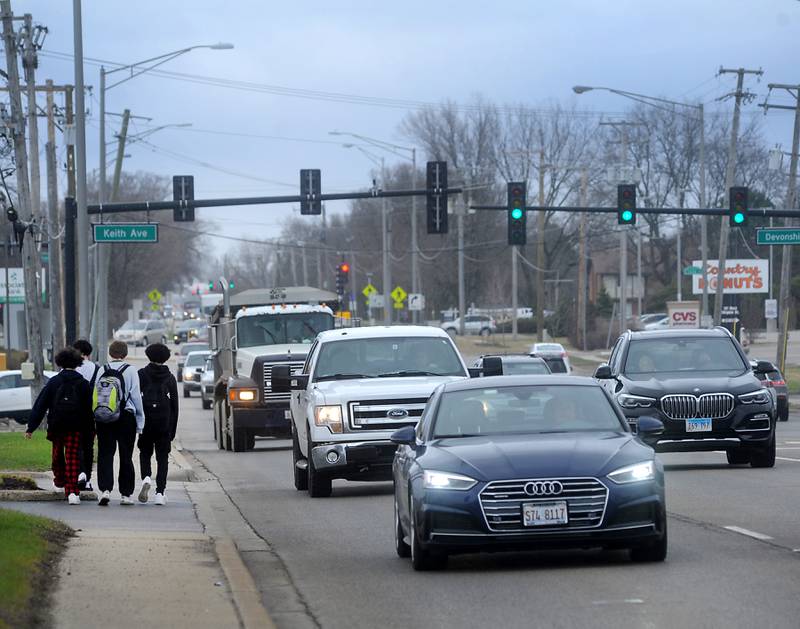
[55,347,84,370]
[72,339,93,357]
[108,340,129,359]
[145,343,171,364]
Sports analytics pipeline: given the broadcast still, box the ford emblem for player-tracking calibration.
[387,408,409,419]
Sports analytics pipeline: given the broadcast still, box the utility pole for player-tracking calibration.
[714,67,762,325]
[64,84,75,197]
[458,209,466,336]
[536,150,546,342]
[761,84,800,372]
[21,14,42,225]
[511,245,518,339]
[45,79,64,351]
[289,244,298,286]
[577,170,588,351]
[1,1,44,394]
[410,148,419,324]
[300,243,308,286]
[380,158,391,324]
[699,103,709,321]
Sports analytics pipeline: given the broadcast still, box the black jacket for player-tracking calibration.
[138,363,179,439]
[27,369,94,436]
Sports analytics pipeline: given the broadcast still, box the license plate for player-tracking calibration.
[284,410,292,420]
[686,418,712,432]
[522,501,568,527]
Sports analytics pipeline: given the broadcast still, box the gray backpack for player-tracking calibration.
[92,364,129,424]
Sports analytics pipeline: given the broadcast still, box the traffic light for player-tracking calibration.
[729,186,748,227]
[172,175,195,222]
[208,280,214,291]
[229,280,235,290]
[617,184,636,225]
[300,169,322,215]
[426,161,448,234]
[507,182,526,245]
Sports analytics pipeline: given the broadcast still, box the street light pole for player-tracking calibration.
[381,157,391,325]
[410,147,418,324]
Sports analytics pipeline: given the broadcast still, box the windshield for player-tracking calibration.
[185,353,209,367]
[542,357,568,374]
[314,336,465,380]
[503,361,550,375]
[178,320,200,331]
[236,312,333,348]
[181,343,208,356]
[624,337,746,375]
[432,385,622,438]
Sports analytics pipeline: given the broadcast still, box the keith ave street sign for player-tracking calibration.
[93,223,159,243]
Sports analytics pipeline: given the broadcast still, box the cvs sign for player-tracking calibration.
[667,301,701,329]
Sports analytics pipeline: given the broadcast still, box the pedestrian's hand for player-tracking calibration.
[24,432,32,440]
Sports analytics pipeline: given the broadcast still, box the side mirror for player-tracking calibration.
[271,365,308,393]
[635,415,664,445]
[481,356,503,378]
[231,334,238,352]
[390,425,417,446]
[754,360,776,374]
[594,364,613,379]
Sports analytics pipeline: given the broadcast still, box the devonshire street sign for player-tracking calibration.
[93,223,159,243]
[756,228,800,246]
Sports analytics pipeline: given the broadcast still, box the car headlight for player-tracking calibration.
[314,405,343,434]
[423,470,477,491]
[228,388,258,403]
[739,389,770,405]
[182,368,193,380]
[608,461,655,484]
[617,393,656,409]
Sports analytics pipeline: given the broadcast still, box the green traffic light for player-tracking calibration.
[733,212,744,224]
[621,210,633,223]
[511,208,523,220]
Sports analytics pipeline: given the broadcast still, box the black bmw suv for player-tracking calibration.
[595,327,776,468]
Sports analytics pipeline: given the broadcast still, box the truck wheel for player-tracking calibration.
[292,430,308,491]
[202,397,212,410]
[183,387,190,398]
[221,402,232,451]
[307,434,332,498]
[246,432,256,450]
[231,424,249,452]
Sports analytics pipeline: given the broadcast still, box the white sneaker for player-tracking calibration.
[120,495,134,506]
[67,493,81,505]
[98,490,111,506]
[77,472,87,491]
[84,481,94,492]
[154,493,166,506]
[138,477,151,503]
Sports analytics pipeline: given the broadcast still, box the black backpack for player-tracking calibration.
[141,373,172,431]
[49,377,83,430]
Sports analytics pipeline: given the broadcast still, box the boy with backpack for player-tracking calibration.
[73,339,100,492]
[25,348,94,505]
[137,343,179,505]
[94,340,144,506]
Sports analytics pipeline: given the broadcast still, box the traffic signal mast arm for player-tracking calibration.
[469,204,800,218]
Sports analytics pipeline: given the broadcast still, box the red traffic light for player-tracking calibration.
[339,263,350,273]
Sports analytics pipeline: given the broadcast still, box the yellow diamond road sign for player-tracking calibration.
[147,289,162,303]
[390,286,407,304]
[362,283,377,298]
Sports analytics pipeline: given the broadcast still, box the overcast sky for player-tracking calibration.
[18,0,800,253]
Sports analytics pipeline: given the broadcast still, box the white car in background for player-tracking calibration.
[182,350,211,398]
[200,355,215,410]
[0,370,58,423]
[529,342,572,373]
[113,319,168,346]
[441,314,497,336]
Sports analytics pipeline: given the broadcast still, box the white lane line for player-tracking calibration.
[591,599,644,606]
[724,526,774,541]
[776,456,800,463]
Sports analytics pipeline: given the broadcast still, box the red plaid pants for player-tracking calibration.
[51,431,82,497]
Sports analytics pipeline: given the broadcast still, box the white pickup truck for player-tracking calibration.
[272,325,500,497]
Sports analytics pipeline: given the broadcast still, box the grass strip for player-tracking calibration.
[0,432,52,472]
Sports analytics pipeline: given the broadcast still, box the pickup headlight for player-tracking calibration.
[314,405,343,434]
[738,389,770,405]
[608,461,655,484]
[228,388,258,403]
[423,470,477,491]
[617,393,656,409]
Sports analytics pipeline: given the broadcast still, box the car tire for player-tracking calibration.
[779,407,789,422]
[183,387,190,398]
[630,512,667,563]
[750,433,776,468]
[394,491,411,558]
[726,449,750,465]
[479,328,491,337]
[292,430,308,491]
[445,328,457,337]
[410,509,447,571]
[307,433,332,498]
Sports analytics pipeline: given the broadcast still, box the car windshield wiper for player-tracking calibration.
[377,370,449,378]
[315,373,375,381]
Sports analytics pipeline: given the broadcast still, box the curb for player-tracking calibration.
[215,537,277,629]
[0,470,97,502]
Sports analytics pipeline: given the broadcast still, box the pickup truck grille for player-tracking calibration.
[262,362,304,404]
[348,398,428,430]
[660,393,734,420]
[480,477,608,532]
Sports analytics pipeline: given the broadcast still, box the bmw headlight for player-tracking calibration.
[423,470,477,491]
[738,389,770,405]
[608,461,655,484]
[314,405,343,434]
[617,393,656,409]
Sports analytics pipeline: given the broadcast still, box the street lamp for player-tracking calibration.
[330,130,420,323]
[95,44,233,360]
[574,84,709,320]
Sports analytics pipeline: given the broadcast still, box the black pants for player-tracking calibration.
[95,411,137,496]
[138,430,171,494]
[79,427,95,481]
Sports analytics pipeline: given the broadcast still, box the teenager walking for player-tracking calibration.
[137,343,179,505]
[94,341,144,506]
[73,339,100,492]
[25,348,94,505]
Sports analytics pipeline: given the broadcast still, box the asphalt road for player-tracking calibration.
[176,375,800,629]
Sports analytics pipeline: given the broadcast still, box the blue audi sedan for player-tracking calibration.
[391,375,667,570]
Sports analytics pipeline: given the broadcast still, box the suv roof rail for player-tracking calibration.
[713,325,733,337]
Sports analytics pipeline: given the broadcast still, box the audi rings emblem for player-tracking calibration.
[523,481,563,496]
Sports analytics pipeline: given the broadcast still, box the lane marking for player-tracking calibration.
[776,456,800,463]
[724,526,774,541]
[592,599,644,606]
